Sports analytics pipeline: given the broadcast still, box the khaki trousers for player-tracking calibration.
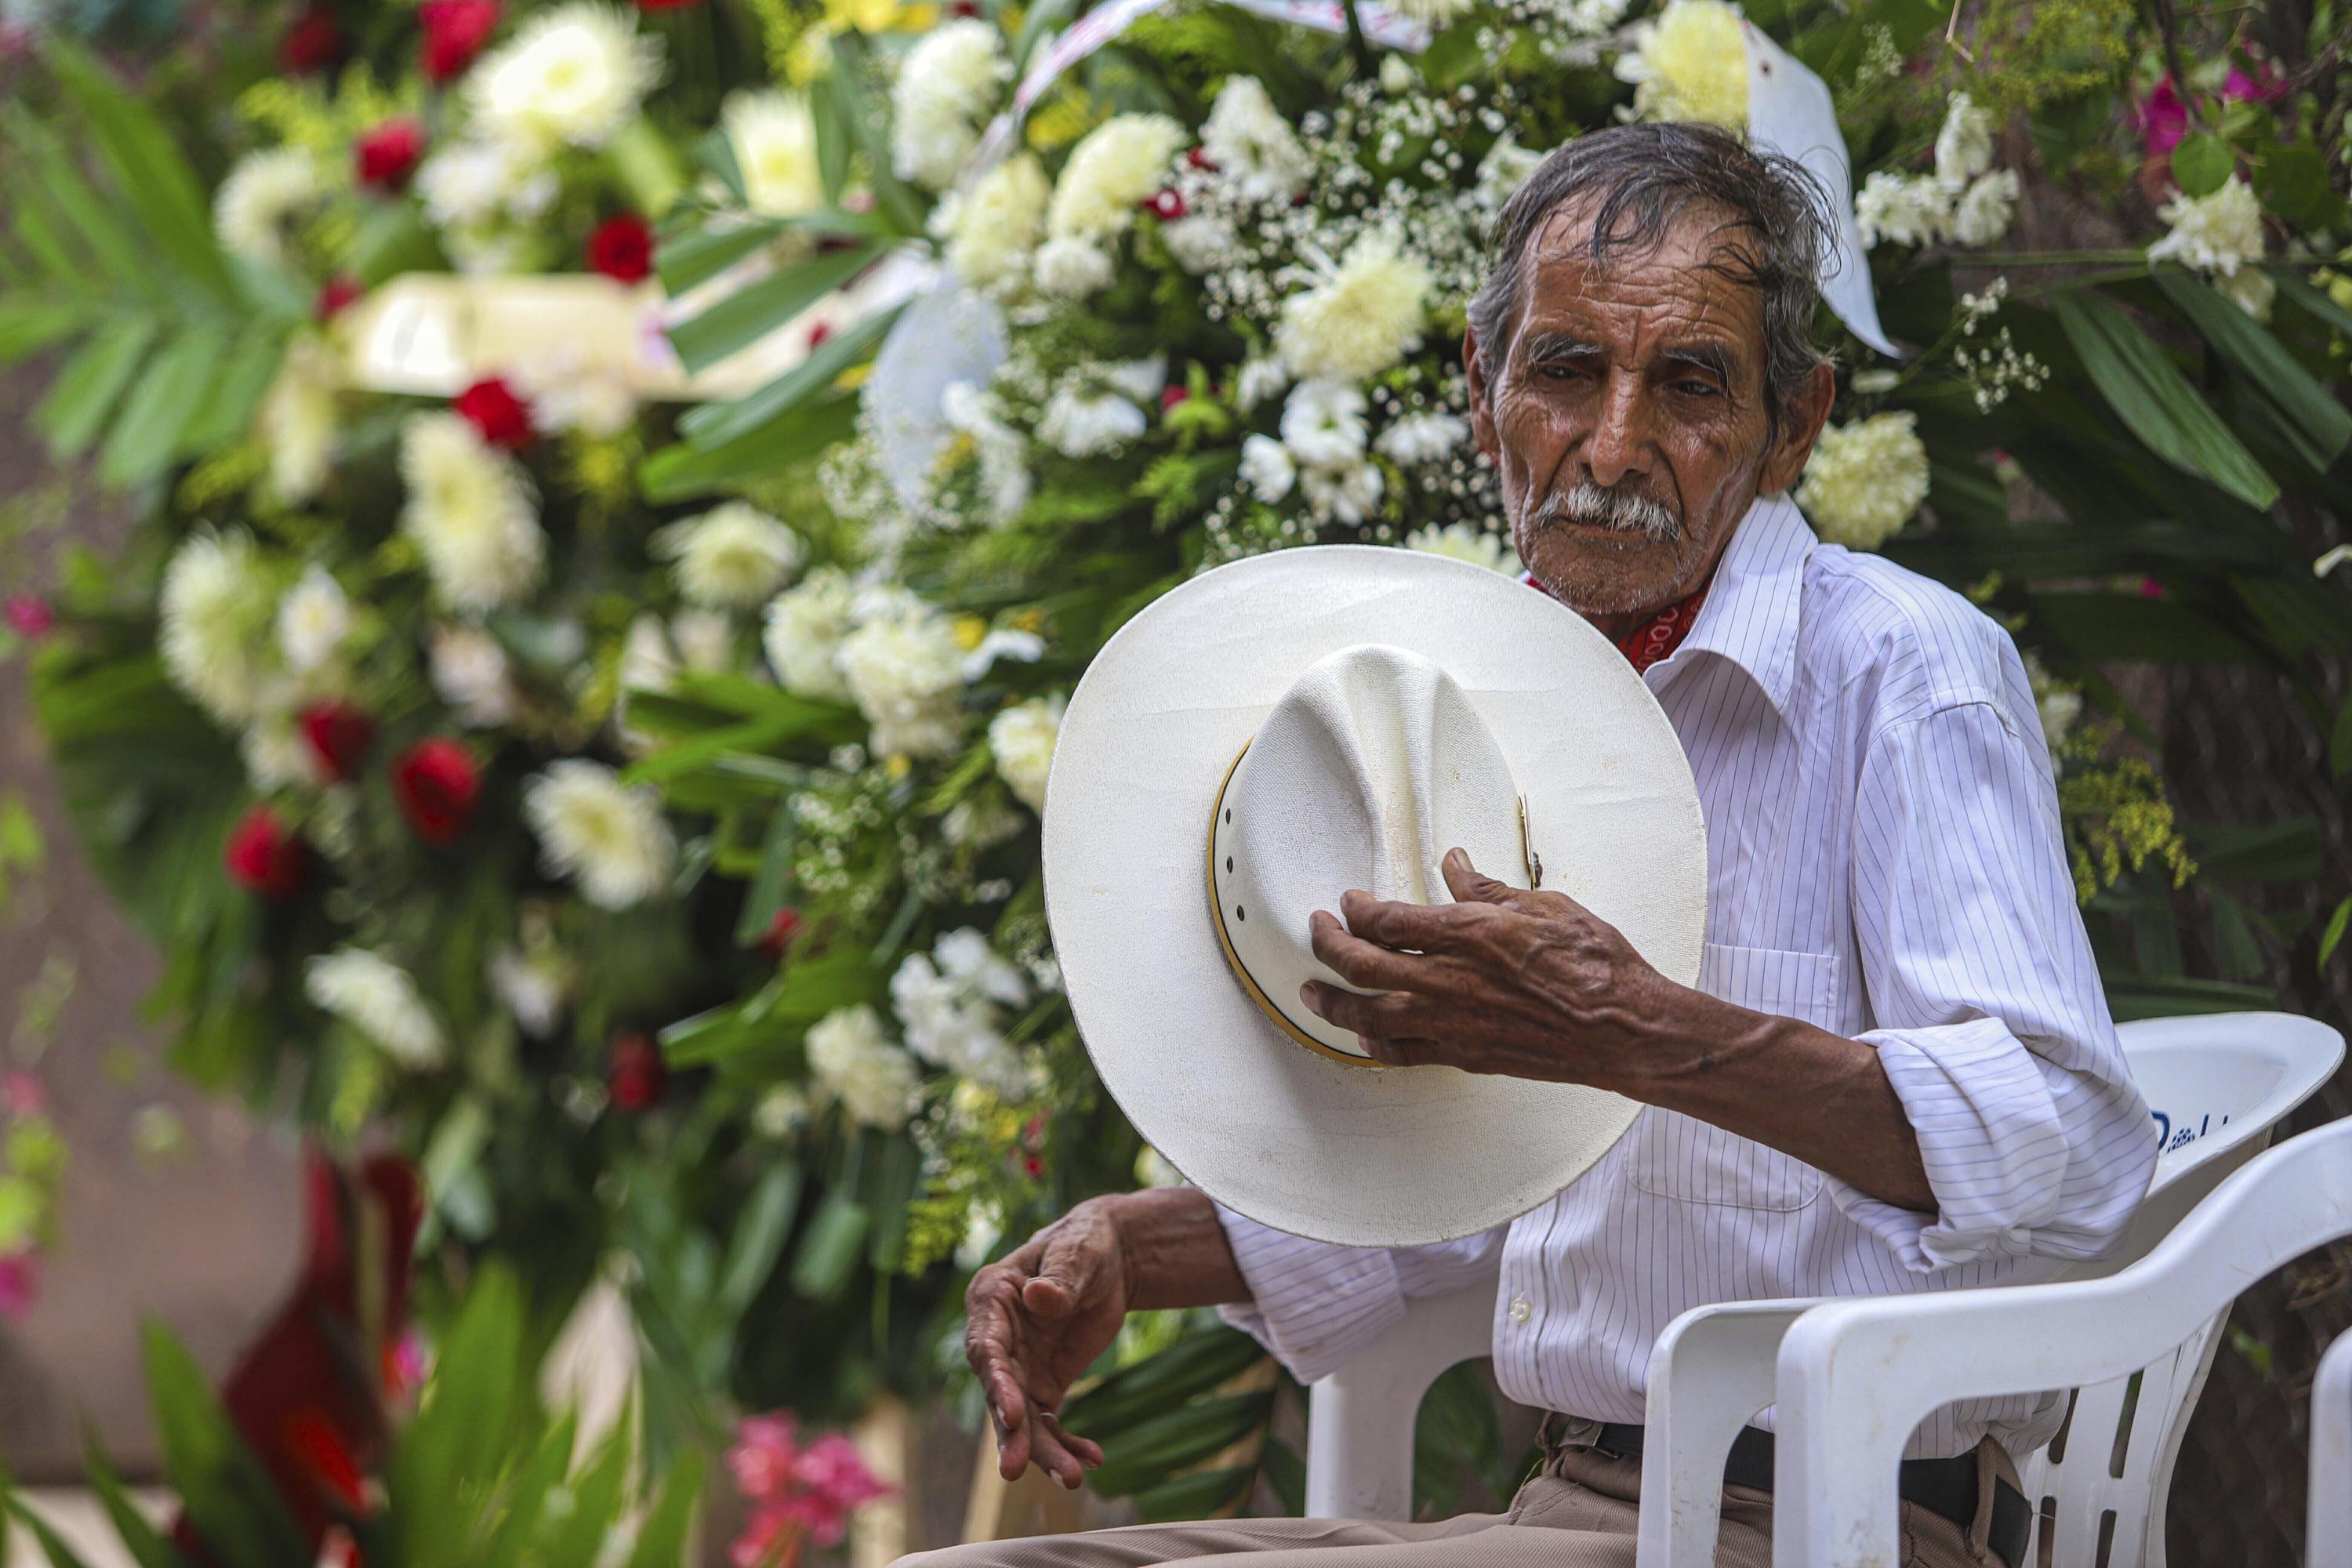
[901,1439,2014,1568]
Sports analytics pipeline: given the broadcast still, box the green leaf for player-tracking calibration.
[1083,1392,1271,1497]
[624,1450,706,1568]
[2053,291,2279,510]
[0,299,93,363]
[100,323,229,486]
[177,320,292,455]
[394,1265,526,1563]
[2256,142,2348,233]
[2032,593,2259,665]
[2152,269,2352,471]
[142,1323,312,1566]
[2102,971,2280,1020]
[477,1412,576,1568]
[44,40,233,299]
[82,1432,192,1568]
[790,1189,869,1300]
[2321,898,2351,969]
[665,241,884,373]
[677,300,902,450]
[1063,1327,1271,1438]
[1134,1465,1256,1522]
[716,1162,800,1322]
[2170,132,2234,198]
[1414,1359,1502,1518]
[733,804,799,948]
[536,1423,633,1568]
[638,388,861,500]
[5,1495,98,1568]
[2274,270,2352,339]
[2332,699,2352,779]
[36,314,154,456]
[2205,890,2269,982]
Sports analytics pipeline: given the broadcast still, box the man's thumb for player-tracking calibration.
[1442,848,1513,904]
[1024,1228,1103,1316]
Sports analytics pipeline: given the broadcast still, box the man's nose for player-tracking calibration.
[1585,375,1652,489]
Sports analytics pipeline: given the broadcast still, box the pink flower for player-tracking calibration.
[726,1413,891,1566]
[728,1414,803,1501]
[730,1504,804,1568]
[0,1070,45,1120]
[800,1432,890,1516]
[0,1250,39,1319]
[2223,64,2286,103]
[5,594,53,639]
[2137,75,2189,159]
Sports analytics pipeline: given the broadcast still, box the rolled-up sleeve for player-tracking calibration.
[1213,1205,1504,1382]
[1831,695,2155,1272]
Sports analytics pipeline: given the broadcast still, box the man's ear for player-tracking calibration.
[1757,360,1836,495]
[1465,325,1501,462]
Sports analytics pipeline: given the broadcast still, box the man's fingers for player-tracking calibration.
[1336,889,1465,951]
[1300,982,1438,1066]
[1309,909,1427,990]
[1024,1224,1105,1317]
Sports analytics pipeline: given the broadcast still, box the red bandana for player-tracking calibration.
[1523,575,1710,675]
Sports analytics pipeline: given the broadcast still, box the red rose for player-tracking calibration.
[608,1033,667,1112]
[635,0,702,9]
[314,276,364,321]
[298,699,374,782]
[4,594,53,640]
[452,376,535,451]
[1143,187,1185,221]
[389,738,480,847]
[355,118,426,192]
[225,805,307,899]
[1160,384,1190,412]
[278,5,343,74]
[757,908,805,961]
[418,0,500,82]
[584,212,655,283]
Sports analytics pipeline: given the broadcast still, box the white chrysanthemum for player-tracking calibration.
[1933,93,1995,190]
[1613,0,1750,127]
[467,2,662,152]
[891,20,1010,190]
[1032,236,1115,297]
[964,627,1045,681]
[212,148,321,269]
[838,595,967,758]
[1856,171,1951,250]
[398,412,546,612]
[242,717,327,790]
[653,502,805,608]
[1201,77,1312,202]
[673,609,733,672]
[1948,170,2019,247]
[940,154,1051,295]
[1038,387,1146,457]
[1406,522,1520,572]
[1797,411,1930,551]
[1300,459,1385,524]
[989,694,1063,812]
[416,139,557,230]
[522,760,678,909]
[724,90,826,217]
[259,336,339,505]
[510,348,636,437]
[806,1004,920,1130]
[1279,379,1370,468]
[277,566,350,674]
[2214,267,2276,322]
[1235,355,1290,412]
[942,383,1035,524]
[1047,114,1187,241]
[1240,434,1297,502]
[891,930,1029,1092]
[764,566,859,703]
[160,529,281,725]
[430,624,517,726]
[2149,176,2267,285]
[1276,231,1432,383]
[489,945,572,1037]
[1161,214,1240,274]
[306,949,446,1069]
[1376,412,1472,466]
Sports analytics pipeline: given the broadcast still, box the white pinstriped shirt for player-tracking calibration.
[1214,494,2157,1461]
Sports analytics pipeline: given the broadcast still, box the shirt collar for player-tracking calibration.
[1645,493,1816,716]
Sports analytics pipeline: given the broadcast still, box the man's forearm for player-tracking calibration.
[1634,988,1937,1214]
[1103,1186,1254,1309]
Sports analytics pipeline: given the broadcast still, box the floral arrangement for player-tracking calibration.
[724,1410,893,1567]
[0,1070,63,1322]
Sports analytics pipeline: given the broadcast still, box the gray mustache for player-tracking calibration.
[1535,482,1681,543]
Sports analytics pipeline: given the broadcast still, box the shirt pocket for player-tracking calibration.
[1627,942,1842,1212]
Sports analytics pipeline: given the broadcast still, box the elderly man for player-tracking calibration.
[913,122,2154,1568]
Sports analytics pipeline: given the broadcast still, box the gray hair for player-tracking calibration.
[1466,122,1835,434]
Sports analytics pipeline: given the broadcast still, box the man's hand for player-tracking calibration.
[964,1200,1126,1488]
[1298,847,1689,1090]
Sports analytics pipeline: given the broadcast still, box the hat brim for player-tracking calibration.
[1043,546,1708,1247]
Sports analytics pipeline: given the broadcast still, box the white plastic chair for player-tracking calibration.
[2310,1327,2352,1567]
[1775,1108,2352,1565]
[1301,1011,2342,1552]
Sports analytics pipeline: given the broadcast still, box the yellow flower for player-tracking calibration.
[954,615,990,651]
[1614,0,1750,128]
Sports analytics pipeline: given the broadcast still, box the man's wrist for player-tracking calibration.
[1098,1186,1246,1311]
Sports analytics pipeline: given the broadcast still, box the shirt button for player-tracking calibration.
[1508,1296,1533,1325]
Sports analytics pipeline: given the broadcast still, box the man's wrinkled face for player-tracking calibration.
[1468,203,1817,624]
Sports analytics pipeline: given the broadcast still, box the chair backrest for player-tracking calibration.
[2014,1011,2340,1568]
[2310,1328,2352,1567]
[1302,1011,2339,1535]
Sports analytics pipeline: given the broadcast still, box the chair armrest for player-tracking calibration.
[2313,1330,2352,1565]
[1304,1268,1500,1520]
[1636,1298,1824,1568]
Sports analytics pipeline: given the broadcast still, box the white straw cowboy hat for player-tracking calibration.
[1041,545,1708,1247]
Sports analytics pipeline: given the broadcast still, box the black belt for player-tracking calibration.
[1546,1417,2031,1568]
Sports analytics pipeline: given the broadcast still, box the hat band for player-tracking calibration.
[1206,738,1542,1069]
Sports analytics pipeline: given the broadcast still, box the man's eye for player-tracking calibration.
[1673,380,1719,397]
